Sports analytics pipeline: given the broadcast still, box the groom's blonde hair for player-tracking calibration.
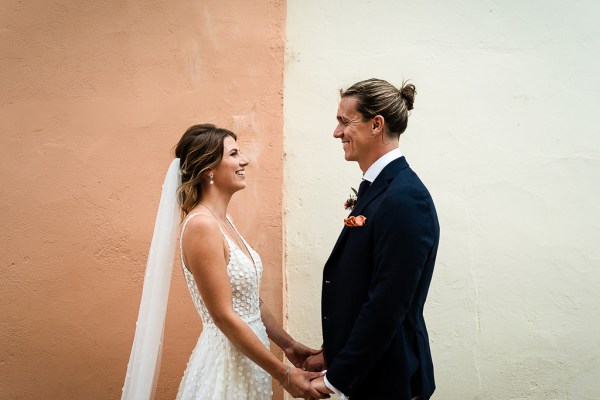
[341,78,416,138]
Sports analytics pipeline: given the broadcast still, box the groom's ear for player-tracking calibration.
[372,115,384,134]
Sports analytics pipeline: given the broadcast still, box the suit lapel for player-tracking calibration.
[325,157,409,267]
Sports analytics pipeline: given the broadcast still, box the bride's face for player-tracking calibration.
[212,136,249,193]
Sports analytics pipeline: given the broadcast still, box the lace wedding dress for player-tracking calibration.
[176,213,272,400]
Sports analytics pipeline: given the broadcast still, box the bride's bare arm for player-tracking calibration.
[259,301,322,368]
[182,216,324,399]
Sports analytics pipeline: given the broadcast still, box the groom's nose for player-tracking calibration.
[333,123,343,138]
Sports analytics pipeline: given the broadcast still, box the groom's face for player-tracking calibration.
[334,96,375,164]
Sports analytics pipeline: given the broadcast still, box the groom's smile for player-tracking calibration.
[334,96,379,171]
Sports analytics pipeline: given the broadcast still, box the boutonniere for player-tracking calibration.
[344,188,358,211]
[344,215,367,227]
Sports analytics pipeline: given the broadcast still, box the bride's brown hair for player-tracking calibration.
[175,124,237,218]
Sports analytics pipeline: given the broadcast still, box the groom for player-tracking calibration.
[308,78,440,400]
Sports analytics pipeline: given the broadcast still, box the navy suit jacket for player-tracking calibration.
[322,157,439,400]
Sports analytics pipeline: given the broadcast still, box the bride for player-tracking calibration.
[123,124,327,399]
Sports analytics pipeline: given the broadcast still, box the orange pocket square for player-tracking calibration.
[344,215,367,227]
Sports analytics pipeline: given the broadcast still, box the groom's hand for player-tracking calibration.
[303,352,325,372]
[284,340,322,368]
[310,375,333,399]
[282,368,326,399]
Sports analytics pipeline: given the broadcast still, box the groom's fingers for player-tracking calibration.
[307,371,323,380]
[309,376,333,398]
[303,353,325,371]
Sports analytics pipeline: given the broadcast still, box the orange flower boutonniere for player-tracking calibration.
[344,188,358,211]
[344,215,367,227]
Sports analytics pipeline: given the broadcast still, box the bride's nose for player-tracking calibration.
[240,154,249,166]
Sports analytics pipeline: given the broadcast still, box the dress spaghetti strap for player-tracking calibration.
[179,212,211,271]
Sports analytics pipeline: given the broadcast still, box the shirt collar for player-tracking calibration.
[363,148,403,183]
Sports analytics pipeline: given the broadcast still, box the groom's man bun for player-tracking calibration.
[340,78,416,139]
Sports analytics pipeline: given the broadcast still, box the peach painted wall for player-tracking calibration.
[0,1,286,399]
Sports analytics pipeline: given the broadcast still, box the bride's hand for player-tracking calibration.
[280,367,326,399]
[284,341,322,368]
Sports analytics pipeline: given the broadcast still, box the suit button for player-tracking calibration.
[325,280,331,284]
[323,316,330,320]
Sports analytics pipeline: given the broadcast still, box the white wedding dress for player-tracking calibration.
[176,213,272,400]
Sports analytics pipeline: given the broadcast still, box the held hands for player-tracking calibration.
[280,367,329,399]
[310,375,334,399]
[302,351,326,372]
[284,340,322,369]
[280,340,331,398]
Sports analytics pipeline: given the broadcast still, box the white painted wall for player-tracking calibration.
[283,1,600,398]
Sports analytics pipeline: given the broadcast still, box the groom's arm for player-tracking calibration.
[325,186,438,396]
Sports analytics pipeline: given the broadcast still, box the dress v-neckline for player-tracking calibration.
[181,212,259,284]
[220,217,256,269]
[222,231,256,270]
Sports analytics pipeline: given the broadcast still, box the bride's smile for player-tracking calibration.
[211,136,249,192]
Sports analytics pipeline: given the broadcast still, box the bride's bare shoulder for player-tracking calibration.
[182,213,220,240]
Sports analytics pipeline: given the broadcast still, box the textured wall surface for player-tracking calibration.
[284,1,600,399]
[0,1,286,399]
[4,0,600,399]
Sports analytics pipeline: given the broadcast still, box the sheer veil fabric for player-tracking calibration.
[122,158,182,400]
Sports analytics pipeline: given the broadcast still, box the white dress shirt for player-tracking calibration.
[323,147,403,398]
[363,147,403,183]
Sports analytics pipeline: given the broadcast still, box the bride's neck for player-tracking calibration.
[197,192,231,219]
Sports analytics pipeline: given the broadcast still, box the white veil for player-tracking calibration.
[122,158,181,400]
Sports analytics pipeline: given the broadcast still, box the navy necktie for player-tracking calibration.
[356,179,371,203]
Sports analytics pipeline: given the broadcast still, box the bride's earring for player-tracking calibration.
[209,174,214,185]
